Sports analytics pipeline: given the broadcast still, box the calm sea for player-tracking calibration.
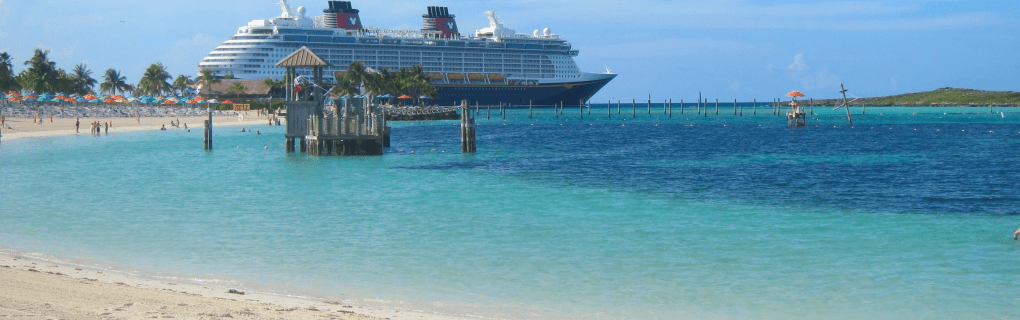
[2,105,1019,319]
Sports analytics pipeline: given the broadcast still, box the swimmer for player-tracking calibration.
[241,128,246,132]
[160,124,167,130]
[1015,227,1020,240]
[256,131,261,135]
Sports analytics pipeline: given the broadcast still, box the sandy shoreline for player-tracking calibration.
[0,252,473,320]
[0,115,277,141]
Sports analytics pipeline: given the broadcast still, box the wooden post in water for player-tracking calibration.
[647,96,651,114]
[632,99,636,118]
[617,100,621,114]
[203,104,213,150]
[529,100,533,119]
[487,106,490,119]
[503,103,507,120]
[555,102,559,119]
[733,99,737,115]
[753,99,757,115]
[580,99,584,119]
[810,98,815,115]
[736,99,741,116]
[608,100,611,118]
[680,99,684,115]
[862,103,866,115]
[461,99,476,153]
[668,99,672,117]
[715,99,719,115]
[664,99,668,114]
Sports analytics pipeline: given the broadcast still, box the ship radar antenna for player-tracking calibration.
[277,0,295,19]
[605,65,614,74]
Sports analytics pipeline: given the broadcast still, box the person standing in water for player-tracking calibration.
[1015,227,1020,240]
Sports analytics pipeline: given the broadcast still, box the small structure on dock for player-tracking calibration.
[279,46,390,155]
[786,90,807,127]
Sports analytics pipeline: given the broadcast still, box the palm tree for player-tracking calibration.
[100,69,129,96]
[22,49,60,93]
[173,75,193,98]
[227,82,247,103]
[70,64,97,95]
[196,69,220,96]
[263,77,284,99]
[0,52,18,92]
[137,62,171,96]
[342,61,369,94]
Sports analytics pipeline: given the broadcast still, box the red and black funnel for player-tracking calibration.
[324,1,362,30]
[422,6,459,39]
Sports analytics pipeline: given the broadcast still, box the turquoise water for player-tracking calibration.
[2,106,1019,319]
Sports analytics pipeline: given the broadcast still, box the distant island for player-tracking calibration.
[804,88,1020,107]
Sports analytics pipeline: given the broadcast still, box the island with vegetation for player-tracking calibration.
[805,87,1020,107]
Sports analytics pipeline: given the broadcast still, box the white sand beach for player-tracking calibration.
[0,253,472,320]
[0,115,276,141]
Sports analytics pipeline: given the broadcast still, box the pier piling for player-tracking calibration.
[461,99,476,153]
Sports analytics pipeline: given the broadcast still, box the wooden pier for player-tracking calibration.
[305,98,389,156]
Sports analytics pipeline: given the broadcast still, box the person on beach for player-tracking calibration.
[75,118,80,133]
[104,122,108,134]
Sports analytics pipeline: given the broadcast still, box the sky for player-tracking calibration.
[1,0,1017,100]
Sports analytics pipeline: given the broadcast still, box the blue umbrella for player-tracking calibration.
[340,94,350,98]
[419,95,431,99]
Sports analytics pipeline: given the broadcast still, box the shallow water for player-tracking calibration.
[2,106,1019,319]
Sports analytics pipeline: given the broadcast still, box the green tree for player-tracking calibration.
[22,49,61,93]
[197,69,220,96]
[227,81,247,102]
[70,64,97,95]
[263,77,283,98]
[0,52,19,92]
[100,68,129,96]
[137,62,171,96]
[173,74,194,98]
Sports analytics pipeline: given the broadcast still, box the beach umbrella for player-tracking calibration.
[103,98,117,103]
[83,94,98,100]
[0,93,6,99]
[7,96,22,102]
[63,97,76,102]
[786,91,805,98]
[50,98,65,102]
[162,100,174,105]
[208,99,220,104]
[6,91,19,97]
[340,94,350,99]
[23,98,36,102]
[221,99,234,104]
[197,100,208,104]
[38,93,53,100]
[194,96,206,101]
[23,95,38,100]
[419,96,431,99]
[397,95,413,99]
[74,97,86,102]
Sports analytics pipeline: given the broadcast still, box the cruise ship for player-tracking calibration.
[198,1,616,106]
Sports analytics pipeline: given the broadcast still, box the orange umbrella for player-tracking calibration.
[103,98,117,103]
[194,96,206,101]
[397,95,413,99]
[7,96,22,102]
[221,99,235,104]
[786,91,805,98]
[23,95,38,100]
[8,92,20,97]
[84,94,98,100]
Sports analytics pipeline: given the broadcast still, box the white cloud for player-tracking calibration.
[788,54,806,71]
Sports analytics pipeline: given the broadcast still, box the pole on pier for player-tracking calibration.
[461,99,476,153]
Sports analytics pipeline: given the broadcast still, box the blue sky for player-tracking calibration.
[1,0,1017,100]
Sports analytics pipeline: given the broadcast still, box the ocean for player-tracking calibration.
[2,105,1019,319]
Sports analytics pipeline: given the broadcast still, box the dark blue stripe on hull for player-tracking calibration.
[432,78,613,107]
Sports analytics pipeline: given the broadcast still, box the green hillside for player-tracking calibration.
[809,88,1020,106]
